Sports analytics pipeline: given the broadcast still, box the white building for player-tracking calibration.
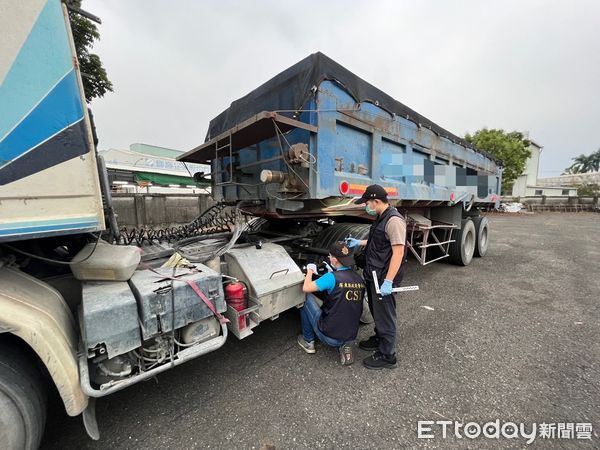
[511,140,577,197]
[99,144,211,194]
[537,171,600,188]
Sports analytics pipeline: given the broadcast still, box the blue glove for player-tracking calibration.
[380,279,394,296]
[345,238,361,248]
[306,263,318,273]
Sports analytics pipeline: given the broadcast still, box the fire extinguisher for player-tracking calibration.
[224,282,247,330]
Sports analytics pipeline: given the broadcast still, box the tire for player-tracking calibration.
[448,218,476,266]
[359,298,374,324]
[0,342,47,450]
[311,223,371,251]
[472,216,490,257]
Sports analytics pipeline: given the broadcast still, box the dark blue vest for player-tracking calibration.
[364,206,406,286]
[318,269,365,342]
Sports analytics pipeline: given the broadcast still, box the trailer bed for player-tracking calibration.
[179,52,501,216]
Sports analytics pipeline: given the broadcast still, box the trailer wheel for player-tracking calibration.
[311,223,371,251]
[0,341,47,450]
[448,218,476,266]
[472,216,489,257]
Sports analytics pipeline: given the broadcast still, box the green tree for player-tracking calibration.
[576,183,600,196]
[464,129,531,192]
[592,149,600,172]
[563,149,600,174]
[68,0,113,102]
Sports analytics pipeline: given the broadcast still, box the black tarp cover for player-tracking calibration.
[206,52,495,162]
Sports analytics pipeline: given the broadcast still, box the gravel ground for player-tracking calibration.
[41,213,600,449]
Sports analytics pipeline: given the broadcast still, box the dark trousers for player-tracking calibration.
[365,280,397,357]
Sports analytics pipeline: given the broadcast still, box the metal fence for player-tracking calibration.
[502,196,599,213]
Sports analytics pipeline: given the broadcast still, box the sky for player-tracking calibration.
[85,0,600,178]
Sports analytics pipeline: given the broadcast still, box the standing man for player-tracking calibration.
[346,184,406,370]
[297,241,366,365]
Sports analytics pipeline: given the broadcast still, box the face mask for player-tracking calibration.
[365,204,377,216]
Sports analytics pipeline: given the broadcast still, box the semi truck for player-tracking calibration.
[0,1,502,448]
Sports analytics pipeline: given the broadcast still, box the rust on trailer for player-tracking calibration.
[178,111,318,164]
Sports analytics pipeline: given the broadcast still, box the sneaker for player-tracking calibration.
[358,335,380,351]
[362,351,397,370]
[297,335,316,354]
[339,343,354,365]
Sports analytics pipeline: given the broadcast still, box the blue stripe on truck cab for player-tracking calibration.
[0,70,84,167]
[0,0,74,140]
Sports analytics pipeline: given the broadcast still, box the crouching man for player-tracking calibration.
[297,241,366,365]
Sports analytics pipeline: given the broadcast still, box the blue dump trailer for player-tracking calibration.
[0,3,499,445]
[179,52,501,266]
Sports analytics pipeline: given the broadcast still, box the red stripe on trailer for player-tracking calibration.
[347,183,398,197]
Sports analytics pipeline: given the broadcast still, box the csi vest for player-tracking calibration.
[318,269,365,342]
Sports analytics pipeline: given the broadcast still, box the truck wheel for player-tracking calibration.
[448,218,476,266]
[360,299,374,324]
[472,216,489,257]
[0,342,47,450]
[311,223,370,251]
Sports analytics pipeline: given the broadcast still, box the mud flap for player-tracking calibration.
[82,397,100,440]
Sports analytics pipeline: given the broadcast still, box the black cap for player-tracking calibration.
[355,184,388,204]
[329,241,355,267]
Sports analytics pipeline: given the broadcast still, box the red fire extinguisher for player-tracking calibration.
[225,282,247,330]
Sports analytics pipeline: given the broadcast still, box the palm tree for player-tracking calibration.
[564,154,594,174]
[590,148,600,172]
[562,149,600,175]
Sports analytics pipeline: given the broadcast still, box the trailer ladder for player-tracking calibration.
[405,214,456,266]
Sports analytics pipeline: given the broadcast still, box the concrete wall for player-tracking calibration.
[112,193,214,228]
[525,186,577,197]
[538,171,600,187]
[511,181,577,198]
[524,144,541,186]
[512,175,528,197]
[502,195,599,212]
[511,142,543,197]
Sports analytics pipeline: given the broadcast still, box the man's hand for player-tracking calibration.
[380,279,393,296]
[345,238,361,248]
[306,263,318,273]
